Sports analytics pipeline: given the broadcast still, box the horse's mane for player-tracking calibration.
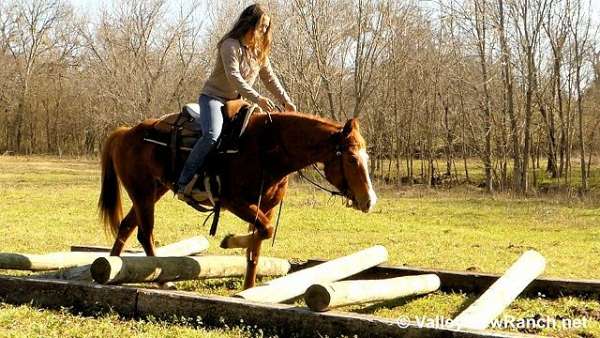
[253,112,342,130]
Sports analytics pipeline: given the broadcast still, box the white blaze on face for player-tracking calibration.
[358,149,378,211]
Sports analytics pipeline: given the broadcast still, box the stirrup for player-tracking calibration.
[178,174,199,202]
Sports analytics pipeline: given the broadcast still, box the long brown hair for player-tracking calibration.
[218,4,272,65]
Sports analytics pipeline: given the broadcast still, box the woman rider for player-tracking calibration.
[177,3,296,199]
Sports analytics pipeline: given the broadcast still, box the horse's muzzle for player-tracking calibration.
[357,193,377,213]
[346,192,376,213]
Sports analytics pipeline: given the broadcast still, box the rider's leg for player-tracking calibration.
[177,95,224,193]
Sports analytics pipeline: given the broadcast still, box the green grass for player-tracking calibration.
[1,155,600,337]
[371,157,600,193]
[0,303,252,338]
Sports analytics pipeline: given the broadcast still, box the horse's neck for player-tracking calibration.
[264,113,339,177]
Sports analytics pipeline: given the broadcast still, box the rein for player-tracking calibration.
[259,108,353,245]
[297,165,345,197]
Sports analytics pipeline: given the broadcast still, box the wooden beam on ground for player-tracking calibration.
[0,236,209,271]
[451,251,546,330]
[70,245,142,253]
[305,274,441,312]
[0,275,533,338]
[150,236,210,256]
[0,275,138,316]
[0,252,113,271]
[293,259,600,299]
[237,245,389,303]
[90,256,291,284]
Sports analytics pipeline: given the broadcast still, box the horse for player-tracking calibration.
[98,110,378,289]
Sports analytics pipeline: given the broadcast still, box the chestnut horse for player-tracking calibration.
[98,112,377,289]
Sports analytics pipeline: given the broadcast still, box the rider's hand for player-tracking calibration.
[284,102,297,112]
[258,96,275,112]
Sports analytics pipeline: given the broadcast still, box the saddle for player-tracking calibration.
[149,99,254,151]
[144,99,257,212]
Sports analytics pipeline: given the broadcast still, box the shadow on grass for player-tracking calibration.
[351,294,430,314]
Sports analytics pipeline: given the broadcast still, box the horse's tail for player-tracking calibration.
[98,127,126,238]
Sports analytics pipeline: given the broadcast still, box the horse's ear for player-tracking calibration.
[342,118,359,135]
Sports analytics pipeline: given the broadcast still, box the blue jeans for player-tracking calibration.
[177,94,224,188]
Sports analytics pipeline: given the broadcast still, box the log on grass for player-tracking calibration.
[0,252,113,271]
[305,274,441,311]
[70,245,142,253]
[152,236,210,256]
[91,255,291,284]
[70,236,210,255]
[24,236,209,275]
[236,245,389,303]
[451,250,546,330]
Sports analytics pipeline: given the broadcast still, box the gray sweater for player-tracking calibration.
[202,38,293,106]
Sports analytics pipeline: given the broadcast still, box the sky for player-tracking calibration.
[67,0,219,29]
[69,0,600,24]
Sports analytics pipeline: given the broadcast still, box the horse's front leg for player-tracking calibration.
[220,201,274,249]
[220,201,274,289]
[243,208,276,289]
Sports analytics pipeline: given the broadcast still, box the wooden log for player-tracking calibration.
[236,245,389,303]
[0,236,209,271]
[152,236,210,256]
[0,275,138,316]
[90,255,291,284]
[305,274,441,311]
[0,252,112,271]
[451,250,546,330]
[70,245,142,253]
[293,259,600,299]
[0,275,530,338]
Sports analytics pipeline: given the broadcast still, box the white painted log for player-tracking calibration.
[451,250,546,330]
[70,245,142,253]
[152,236,209,256]
[1,236,209,271]
[91,255,291,284]
[236,245,389,303]
[0,252,96,271]
[305,274,441,311]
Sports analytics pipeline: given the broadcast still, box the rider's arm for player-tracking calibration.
[220,39,262,104]
[259,58,293,107]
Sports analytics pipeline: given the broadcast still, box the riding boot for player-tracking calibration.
[177,174,199,201]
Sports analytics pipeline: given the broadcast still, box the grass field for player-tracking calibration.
[1,156,600,337]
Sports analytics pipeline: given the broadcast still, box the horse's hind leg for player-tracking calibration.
[109,185,168,257]
[133,184,169,257]
[109,208,137,256]
[135,199,156,256]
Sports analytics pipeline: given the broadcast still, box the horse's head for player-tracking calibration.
[323,118,377,213]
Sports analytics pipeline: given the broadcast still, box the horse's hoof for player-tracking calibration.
[220,234,234,249]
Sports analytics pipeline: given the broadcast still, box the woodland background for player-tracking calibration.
[1,0,599,194]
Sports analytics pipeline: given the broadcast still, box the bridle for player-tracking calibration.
[268,105,353,199]
[261,111,359,245]
[297,131,360,205]
[297,164,345,197]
